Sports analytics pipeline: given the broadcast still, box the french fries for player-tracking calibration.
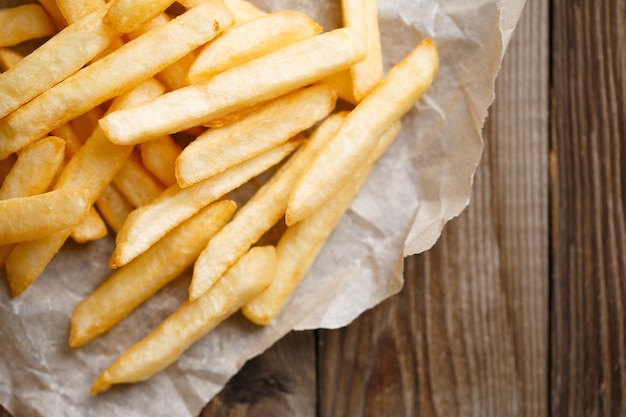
[186,10,322,85]
[243,120,402,324]
[0,188,90,245]
[91,245,276,394]
[0,4,55,48]
[286,38,439,225]
[0,1,233,158]
[70,200,236,348]
[99,28,365,145]
[0,0,440,397]
[111,138,302,268]
[176,83,337,187]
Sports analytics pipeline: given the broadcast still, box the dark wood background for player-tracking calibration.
[2,0,625,415]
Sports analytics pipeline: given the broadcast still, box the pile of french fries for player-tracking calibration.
[0,0,439,394]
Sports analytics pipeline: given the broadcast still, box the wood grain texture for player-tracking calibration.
[316,0,550,415]
[199,330,316,416]
[550,0,626,415]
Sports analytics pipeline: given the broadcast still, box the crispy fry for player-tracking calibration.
[189,113,344,300]
[322,69,357,105]
[112,151,165,208]
[56,0,105,23]
[0,137,65,200]
[91,245,276,394]
[139,136,182,187]
[243,121,401,324]
[105,0,175,33]
[110,137,302,268]
[37,0,68,29]
[286,38,439,225]
[176,83,337,187]
[95,184,134,232]
[99,28,365,145]
[70,207,108,243]
[0,48,24,72]
[0,3,119,119]
[181,0,265,23]
[186,10,322,85]
[0,2,233,158]
[70,200,236,347]
[0,188,90,245]
[341,0,383,101]
[3,80,165,296]
[0,4,55,48]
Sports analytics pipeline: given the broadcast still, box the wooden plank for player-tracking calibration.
[316,0,550,415]
[549,0,626,415]
[199,330,317,416]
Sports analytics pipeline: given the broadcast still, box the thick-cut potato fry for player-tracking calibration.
[105,0,175,33]
[99,28,365,145]
[186,10,322,85]
[70,106,105,143]
[91,245,276,394]
[0,3,119,119]
[243,121,402,325]
[70,207,108,243]
[6,229,70,296]
[70,200,236,348]
[176,83,337,187]
[3,80,165,296]
[0,2,234,158]
[95,184,134,232]
[37,0,68,29]
[181,0,265,24]
[189,114,344,301]
[0,137,65,200]
[0,48,24,72]
[56,0,105,23]
[126,13,197,91]
[0,4,55,48]
[112,151,165,207]
[51,123,83,158]
[322,69,357,105]
[341,0,383,101]
[139,136,182,187]
[286,38,439,225]
[0,136,66,268]
[0,188,90,245]
[110,137,302,268]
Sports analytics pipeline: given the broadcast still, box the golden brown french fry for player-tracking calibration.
[0,4,55,48]
[186,10,322,85]
[112,151,165,208]
[0,3,119,119]
[286,38,439,225]
[105,0,175,33]
[242,121,402,325]
[0,136,65,200]
[341,0,383,101]
[56,0,105,23]
[69,200,236,348]
[0,48,24,72]
[0,2,234,158]
[70,207,108,243]
[51,123,83,158]
[322,69,357,105]
[90,245,276,394]
[95,184,134,233]
[3,80,165,296]
[176,83,337,187]
[99,28,365,145]
[139,136,182,187]
[0,136,66,268]
[70,106,105,143]
[0,188,90,245]
[37,0,69,29]
[110,137,302,268]
[189,113,344,301]
[181,0,265,24]
[5,229,70,296]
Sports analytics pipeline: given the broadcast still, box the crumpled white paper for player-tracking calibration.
[0,0,526,415]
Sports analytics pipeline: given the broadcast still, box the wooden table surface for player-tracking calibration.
[2,0,625,415]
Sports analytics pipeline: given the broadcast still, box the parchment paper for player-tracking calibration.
[0,0,526,415]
